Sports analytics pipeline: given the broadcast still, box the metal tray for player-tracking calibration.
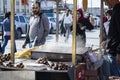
[31,45,88,62]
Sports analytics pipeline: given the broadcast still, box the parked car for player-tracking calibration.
[0,14,29,38]
[48,17,56,34]
[14,14,29,38]
[44,13,54,17]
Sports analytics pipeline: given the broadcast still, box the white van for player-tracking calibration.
[0,14,29,39]
[15,14,29,38]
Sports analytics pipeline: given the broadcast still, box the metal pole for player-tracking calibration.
[3,0,5,13]
[10,0,15,63]
[100,0,104,46]
[72,0,77,66]
[91,0,92,13]
[24,5,26,15]
[56,0,59,42]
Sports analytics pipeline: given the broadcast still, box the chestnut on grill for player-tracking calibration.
[6,61,14,67]
[35,57,49,65]
[16,63,24,68]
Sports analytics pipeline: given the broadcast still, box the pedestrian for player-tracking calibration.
[75,8,94,47]
[0,12,17,54]
[103,0,120,78]
[63,9,73,42]
[60,13,66,37]
[99,9,112,80]
[101,9,112,49]
[22,1,49,48]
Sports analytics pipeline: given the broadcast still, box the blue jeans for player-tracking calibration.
[1,36,17,54]
[64,24,71,41]
[110,56,120,76]
[100,55,120,80]
[100,54,111,80]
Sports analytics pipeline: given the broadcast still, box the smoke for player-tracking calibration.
[41,35,88,54]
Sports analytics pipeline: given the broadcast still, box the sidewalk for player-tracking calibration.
[0,29,100,54]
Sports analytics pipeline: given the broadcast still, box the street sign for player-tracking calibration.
[21,0,28,5]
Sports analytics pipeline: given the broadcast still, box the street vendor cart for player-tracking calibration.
[0,0,103,80]
[0,43,100,80]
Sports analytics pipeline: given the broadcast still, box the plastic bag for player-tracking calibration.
[83,50,103,70]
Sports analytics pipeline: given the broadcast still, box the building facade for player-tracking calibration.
[0,0,101,16]
[0,0,65,15]
[0,0,32,15]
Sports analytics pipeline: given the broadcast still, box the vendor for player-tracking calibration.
[103,0,120,77]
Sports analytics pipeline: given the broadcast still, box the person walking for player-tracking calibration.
[0,12,17,54]
[99,9,112,80]
[75,8,94,47]
[101,10,112,49]
[22,1,49,48]
[63,9,72,42]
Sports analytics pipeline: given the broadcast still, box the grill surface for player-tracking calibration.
[31,44,88,62]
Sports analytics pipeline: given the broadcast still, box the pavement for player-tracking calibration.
[0,28,100,54]
[0,28,100,80]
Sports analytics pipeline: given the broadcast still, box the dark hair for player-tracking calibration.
[66,9,70,16]
[33,1,40,8]
[106,10,112,16]
[5,12,11,18]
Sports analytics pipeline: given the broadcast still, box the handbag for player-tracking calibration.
[60,19,66,34]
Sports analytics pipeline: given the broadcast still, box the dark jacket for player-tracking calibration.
[107,3,120,56]
[76,19,94,35]
[23,13,49,46]
[70,18,93,43]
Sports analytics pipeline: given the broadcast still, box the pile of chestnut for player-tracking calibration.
[0,53,24,68]
[0,53,11,62]
[35,57,71,70]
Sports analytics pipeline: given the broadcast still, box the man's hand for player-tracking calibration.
[100,41,107,48]
[109,76,120,80]
[22,44,26,48]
